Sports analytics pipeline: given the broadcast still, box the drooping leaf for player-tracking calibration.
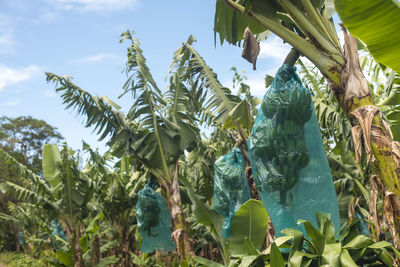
[214,0,268,45]
[171,36,241,127]
[270,242,285,267]
[298,219,325,255]
[230,199,268,256]
[335,0,400,74]
[223,100,253,130]
[342,235,374,249]
[193,256,225,267]
[42,144,61,188]
[94,256,120,267]
[56,251,74,267]
[46,73,124,141]
[321,243,341,267]
[339,249,358,267]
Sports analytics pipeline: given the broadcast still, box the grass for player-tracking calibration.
[0,252,47,267]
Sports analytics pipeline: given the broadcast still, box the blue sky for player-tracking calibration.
[0,0,291,152]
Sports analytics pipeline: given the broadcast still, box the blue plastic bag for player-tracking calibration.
[213,147,251,238]
[248,64,340,235]
[136,179,176,253]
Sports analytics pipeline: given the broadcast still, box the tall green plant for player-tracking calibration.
[46,30,205,262]
[213,0,400,247]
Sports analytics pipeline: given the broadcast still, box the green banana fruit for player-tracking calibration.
[259,87,312,205]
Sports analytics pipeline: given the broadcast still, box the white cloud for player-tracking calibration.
[4,100,20,106]
[0,65,42,91]
[44,0,140,13]
[43,89,57,98]
[246,77,267,97]
[259,35,292,61]
[74,53,122,63]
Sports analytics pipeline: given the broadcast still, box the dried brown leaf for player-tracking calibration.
[383,120,394,142]
[348,197,360,222]
[342,28,371,104]
[351,125,363,165]
[384,191,400,249]
[351,105,380,162]
[242,27,260,70]
[369,175,381,241]
[392,141,400,169]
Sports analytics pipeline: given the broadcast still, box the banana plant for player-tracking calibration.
[81,144,147,267]
[298,52,400,246]
[42,144,98,267]
[46,30,204,262]
[213,0,400,247]
[0,145,97,267]
[170,36,260,198]
[195,212,400,266]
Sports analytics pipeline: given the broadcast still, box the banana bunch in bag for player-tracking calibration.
[136,177,176,253]
[258,80,313,205]
[137,178,161,237]
[213,147,251,238]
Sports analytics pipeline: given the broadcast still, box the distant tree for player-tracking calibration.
[0,116,63,173]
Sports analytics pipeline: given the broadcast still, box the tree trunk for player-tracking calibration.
[159,160,192,263]
[231,132,260,200]
[13,226,20,252]
[118,224,131,267]
[65,225,84,267]
[73,231,84,267]
[91,234,101,266]
[329,29,400,246]
[219,0,400,250]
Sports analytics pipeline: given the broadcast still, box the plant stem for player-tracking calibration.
[283,48,300,66]
[300,0,340,49]
[148,91,172,183]
[222,0,342,85]
[278,0,343,65]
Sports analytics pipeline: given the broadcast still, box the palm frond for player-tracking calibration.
[170,36,241,126]
[1,180,56,210]
[45,73,126,141]
[120,31,164,125]
[163,72,200,152]
[0,211,19,223]
[119,31,176,180]
[0,148,52,197]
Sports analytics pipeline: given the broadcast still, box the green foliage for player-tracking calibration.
[4,15,399,266]
[170,36,250,131]
[229,200,268,256]
[0,116,63,172]
[335,0,400,75]
[0,117,63,252]
[0,252,47,267]
[213,0,343,84]
[223,212,400,266]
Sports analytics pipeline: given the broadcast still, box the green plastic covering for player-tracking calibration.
[213,147,251,238]
[136,179,176,253]
[18,231,24,246]
[50,219,66,241]
[50,219,67,250]
[248,64,340,235]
